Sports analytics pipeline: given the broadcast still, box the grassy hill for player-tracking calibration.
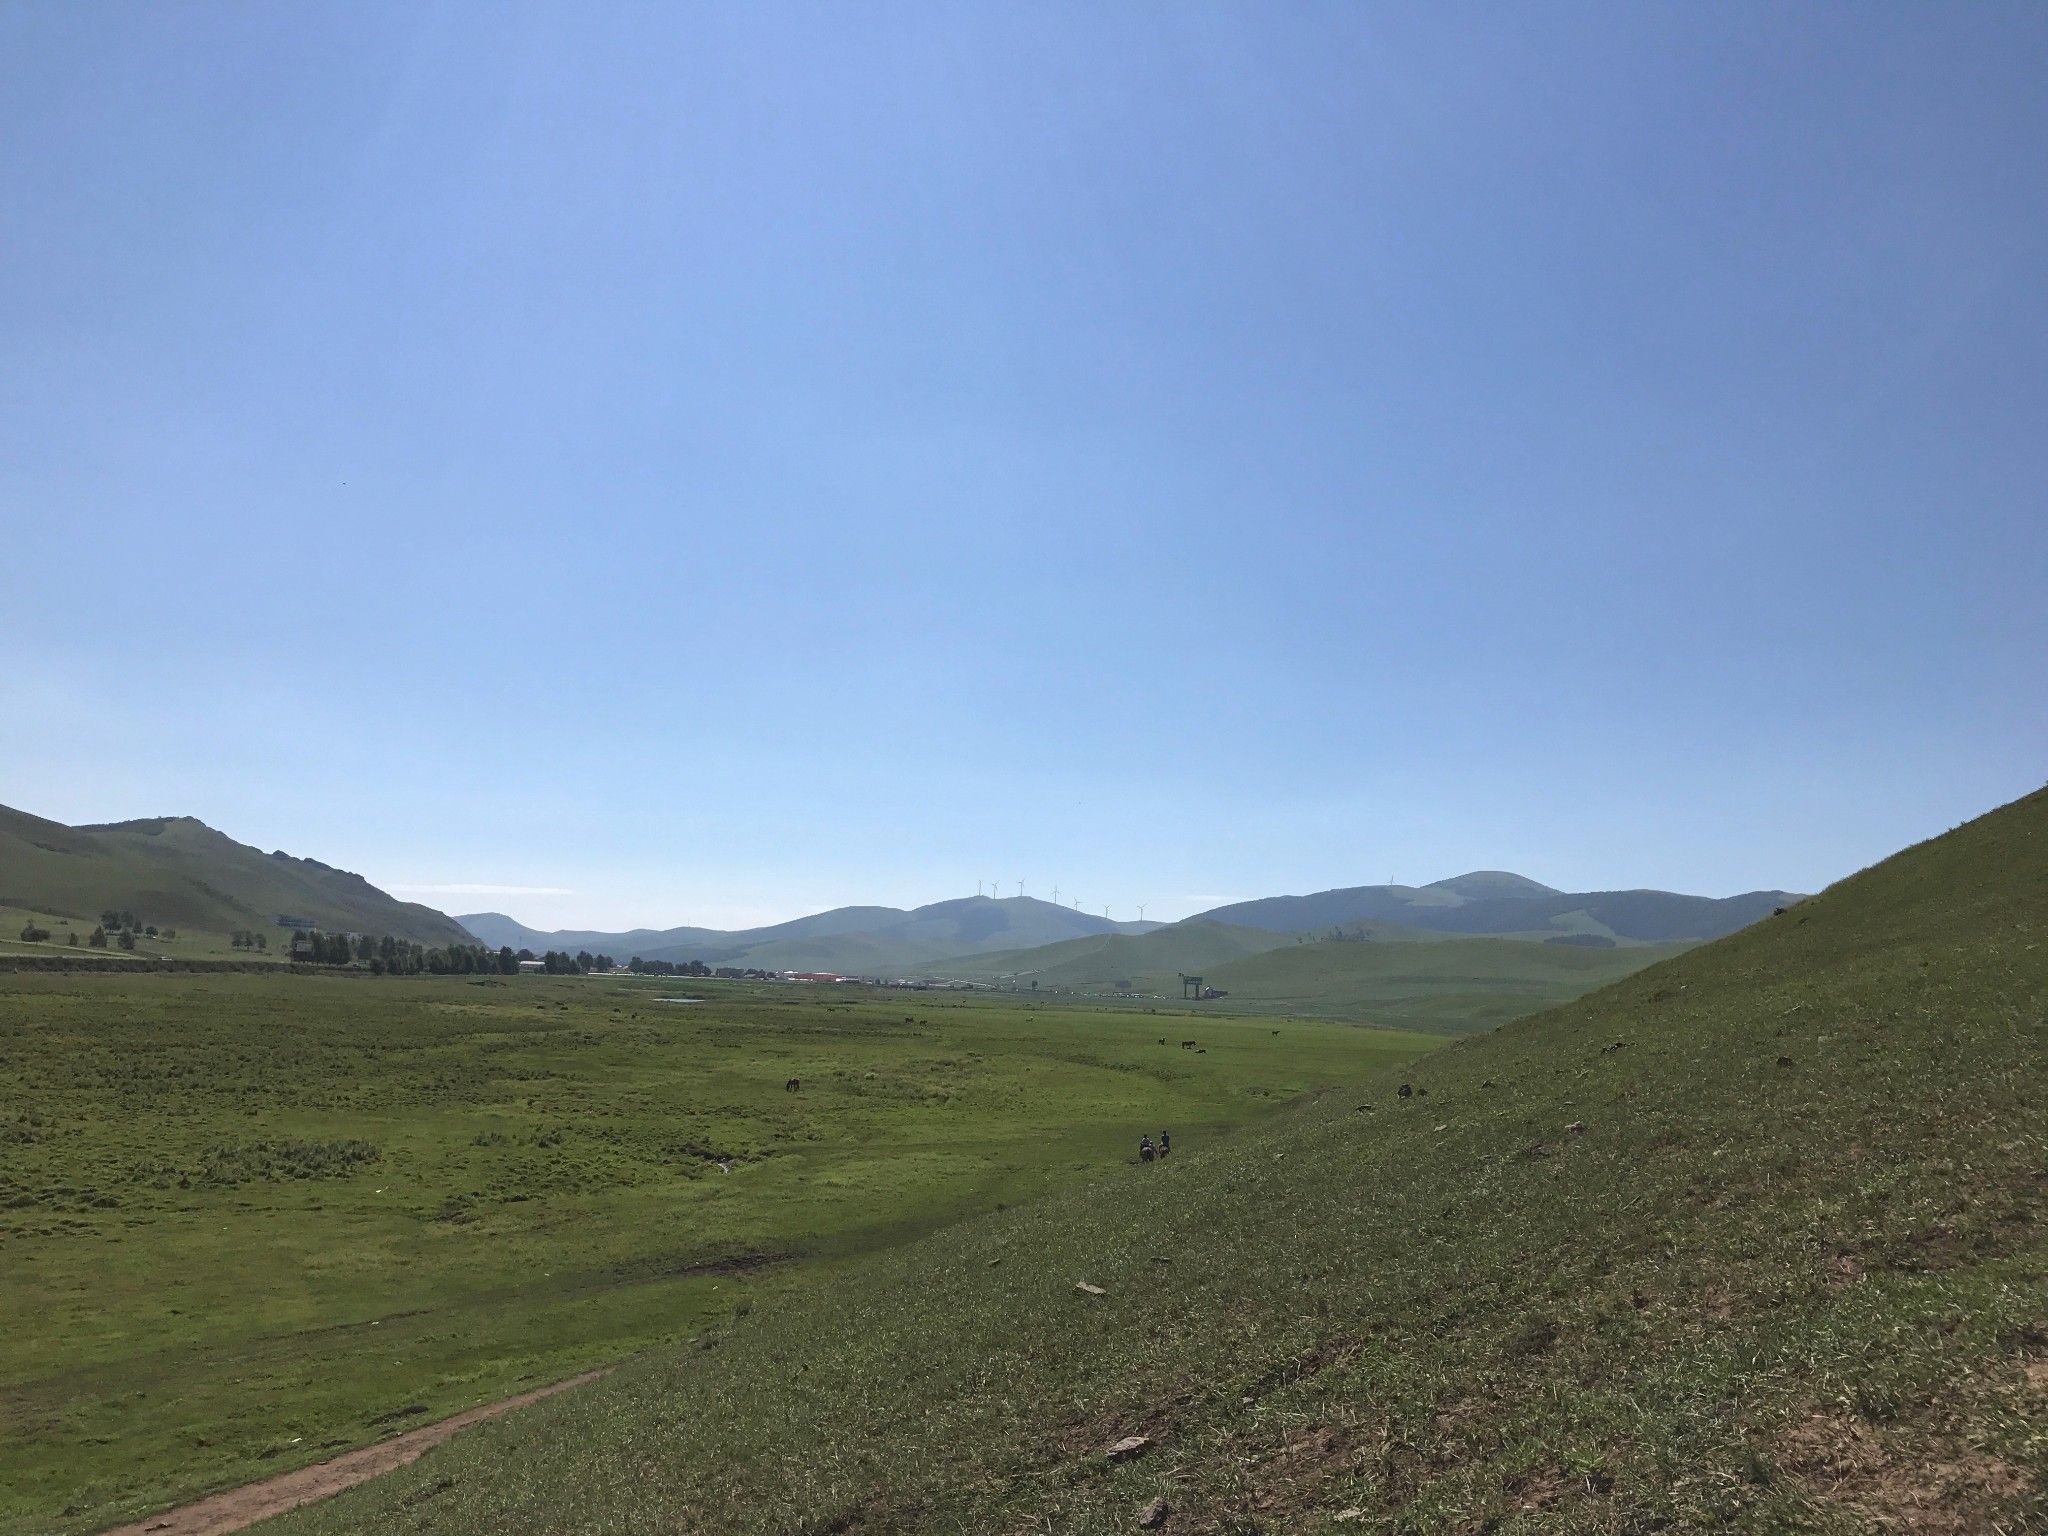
[0,804,470,948]
[929,919,1307,986]
[283,789,2047,1534]
[1195,935,1688,1031]
[929,922,1678,1031]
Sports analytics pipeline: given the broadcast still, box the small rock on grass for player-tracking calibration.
[1076,1280,1107,1296]
[1137,1494,1169,1528]
[1106,1434,1151,1462]
[1333,1509,1365,1523]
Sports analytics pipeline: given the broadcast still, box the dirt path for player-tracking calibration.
[100,1369,610,1536]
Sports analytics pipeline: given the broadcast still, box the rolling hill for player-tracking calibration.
[934,920,1684,1030]
[1196,870,1802,942]
[931,919,1307,988]
[460,895,1161,975]
[285,789,2047,1534]
[0,803,472,947]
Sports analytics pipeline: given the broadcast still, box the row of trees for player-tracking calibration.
[626,957,712,977]
[288,932,619,976]
[541,950,617,973]
[624,957,775,980]
[230,930,270,950]
[16,922,143,950]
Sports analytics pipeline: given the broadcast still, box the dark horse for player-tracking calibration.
[784,1077,800,1093]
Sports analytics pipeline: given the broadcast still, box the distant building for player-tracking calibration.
[517,959,547,973]
[276,914,315,929]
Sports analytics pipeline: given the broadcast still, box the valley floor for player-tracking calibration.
[0,972,1431,1536]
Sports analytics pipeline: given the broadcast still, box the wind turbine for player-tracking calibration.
[1051,885,1060,907]
[1137,904,1146,922]
[1016,879,1025,898]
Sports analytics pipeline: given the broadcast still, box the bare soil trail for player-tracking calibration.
[99,1369,610,1536]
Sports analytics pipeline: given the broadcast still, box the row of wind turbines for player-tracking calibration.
[973,879,1145,924]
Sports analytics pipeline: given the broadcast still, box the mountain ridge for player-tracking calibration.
[1192,874,1801,941]
[0,803,472,946]
[459,895,1161,973]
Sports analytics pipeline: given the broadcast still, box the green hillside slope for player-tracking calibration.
[931,919,1306,986]
[0,804,470,947]
[285,789,2047,1535]
[930,923,1674,1031]
[1199,935,1689,1030]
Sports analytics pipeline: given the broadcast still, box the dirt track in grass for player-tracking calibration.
[99,1370,609,1536]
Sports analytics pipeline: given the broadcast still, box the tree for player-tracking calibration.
[65,931,78,947]
[145,925,158,937]
[89,926,109,948]
[498,946,517,975]
[117,928,138,950]
[253,932,267,951]
[19,923,50,942]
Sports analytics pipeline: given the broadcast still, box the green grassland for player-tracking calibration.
[937,920,1685,1031]
[0,903,286,964]
[0,973,1433,1535]
[277,789,2047,1535]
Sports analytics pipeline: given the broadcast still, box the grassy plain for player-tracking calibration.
[279,789,2046,1535]
[0,971,1433,1535]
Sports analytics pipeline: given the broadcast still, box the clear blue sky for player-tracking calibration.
[3,3,2042,930]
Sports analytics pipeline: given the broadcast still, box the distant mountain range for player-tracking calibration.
[458,897,1162,975]
[465,869,1802,976]
[1192,870,1802,944]
[0,803,472,946]
[0,796,1801,978]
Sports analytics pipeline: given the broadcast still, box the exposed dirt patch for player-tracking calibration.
[1824,1251,1866,1289]
[99,1368,608,1536]
[1505,1464,1567,1512]
[1776,1409,2029,1534]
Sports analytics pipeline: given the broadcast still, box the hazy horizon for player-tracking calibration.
[5,4,2043,930]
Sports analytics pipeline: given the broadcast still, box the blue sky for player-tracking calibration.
[3,3,2043,930]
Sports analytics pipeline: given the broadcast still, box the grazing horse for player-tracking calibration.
[784,1077,800,1093]
[1180,1039,1196,1050]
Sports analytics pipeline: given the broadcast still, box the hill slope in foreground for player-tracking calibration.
[0,804,470,948]
[285,791,2047,1535]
